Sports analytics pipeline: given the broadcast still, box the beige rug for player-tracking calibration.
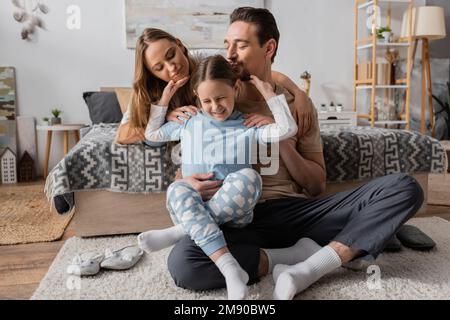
[0,184,74,245]
[31,217,450,300]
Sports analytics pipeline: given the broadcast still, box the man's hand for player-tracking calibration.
[243,113,274,128]
[166,105,197,124]
[181,173,223,201]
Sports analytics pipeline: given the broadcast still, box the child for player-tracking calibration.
[137,55,298,299]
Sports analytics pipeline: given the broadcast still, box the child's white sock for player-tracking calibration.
[262,238,321,273]
[273,245,342,300]
[137,225,185,253]
[215,253,249,300]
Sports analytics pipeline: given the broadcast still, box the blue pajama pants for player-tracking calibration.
[166,168,262,256]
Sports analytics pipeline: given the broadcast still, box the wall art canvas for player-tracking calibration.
[0,67,17,183]
[0,67,16,121]
[125,0,265,49]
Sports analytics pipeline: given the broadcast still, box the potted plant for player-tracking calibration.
[377,26,392,42]
[42,117,50,125]
[51,108,62,125]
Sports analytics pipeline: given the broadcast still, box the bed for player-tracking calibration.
[44,123,448,237]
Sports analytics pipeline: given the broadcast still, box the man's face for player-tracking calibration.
[224,21,268,80]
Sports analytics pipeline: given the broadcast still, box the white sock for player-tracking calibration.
[263,238,321,273]
[273,245,342,300]
[215,253,249,300]
[137,225,185,253]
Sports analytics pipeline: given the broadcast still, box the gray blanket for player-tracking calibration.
[321,126,447,182]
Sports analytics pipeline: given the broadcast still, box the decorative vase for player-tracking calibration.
[51,117,61,125]
[382,32,391,43]
[387,101,397,121]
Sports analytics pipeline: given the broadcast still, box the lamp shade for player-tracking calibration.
[401,6,446,40]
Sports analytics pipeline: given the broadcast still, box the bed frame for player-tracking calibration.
[73,173,428,237]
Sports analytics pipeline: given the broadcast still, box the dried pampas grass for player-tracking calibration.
[12,0,49,41]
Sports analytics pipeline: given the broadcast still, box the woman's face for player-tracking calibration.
[144,38,190,83]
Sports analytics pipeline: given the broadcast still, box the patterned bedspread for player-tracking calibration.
[46,124,447,213]
[321,126,447,182]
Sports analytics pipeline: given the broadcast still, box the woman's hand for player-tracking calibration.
[166,105,198,124]
[158,76,190,106]
[243,113,274,128]
[249,75,277,101]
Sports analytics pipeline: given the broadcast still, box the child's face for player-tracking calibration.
[196,80,237,121]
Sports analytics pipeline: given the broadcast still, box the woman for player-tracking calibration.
[116,28,313,145]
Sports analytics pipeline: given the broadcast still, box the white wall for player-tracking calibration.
[269,0,425,110]
[269,0,355,110]
[0,0,134,174]
[0,0,426,175]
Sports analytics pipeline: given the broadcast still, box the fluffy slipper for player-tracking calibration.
[100,245,144,270]
[396,225,436,251]
[66,251,104,276]
[382,235,402,252]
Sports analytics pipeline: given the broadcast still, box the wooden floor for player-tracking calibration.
[1,184,450,300]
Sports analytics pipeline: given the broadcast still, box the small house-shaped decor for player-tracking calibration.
[18,151,36,182]
[1,147,17,184]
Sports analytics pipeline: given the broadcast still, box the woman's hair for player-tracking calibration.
[191,55,239,95]
[129,28,196,129]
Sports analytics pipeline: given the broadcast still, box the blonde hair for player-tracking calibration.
[129,28,196,129]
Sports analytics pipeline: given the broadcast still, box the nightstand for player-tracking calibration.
[318,111,357,129]
[36,124,88,177]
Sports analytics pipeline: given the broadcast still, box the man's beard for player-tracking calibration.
[230,61,251,81]
[240,70,251,82]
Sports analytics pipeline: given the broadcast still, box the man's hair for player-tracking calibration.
[230,7,280,63]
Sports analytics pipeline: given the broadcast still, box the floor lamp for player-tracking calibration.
[401,6,447,137]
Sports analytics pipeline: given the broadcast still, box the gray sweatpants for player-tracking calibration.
[167,173,424,291]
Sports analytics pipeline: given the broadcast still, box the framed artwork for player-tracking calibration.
[0,67,16,121]
[125,0,265,49]
[0,67,17,165]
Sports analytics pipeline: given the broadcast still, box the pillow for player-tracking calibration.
[83,92,123,124]
[114,88,133,114]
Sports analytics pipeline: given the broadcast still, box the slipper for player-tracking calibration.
[100,245,144,270]
[382,235,402,252]
[396,225,436,251]
[66,251,104,276]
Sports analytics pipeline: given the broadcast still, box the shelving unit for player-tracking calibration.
[353,0,414,129]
